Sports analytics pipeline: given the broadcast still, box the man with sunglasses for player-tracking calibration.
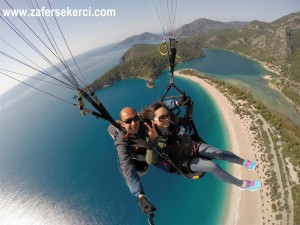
[108,107,162,215]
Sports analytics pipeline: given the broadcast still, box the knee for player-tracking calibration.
[188,158,220,173]
[204,160,220,171]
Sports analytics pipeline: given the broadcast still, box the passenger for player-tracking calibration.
[141,100,261,191]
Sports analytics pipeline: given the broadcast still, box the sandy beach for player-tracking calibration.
[174,71,265,225]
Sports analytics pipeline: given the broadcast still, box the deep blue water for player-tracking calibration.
[1,46,298,224]
[0,73,227,224]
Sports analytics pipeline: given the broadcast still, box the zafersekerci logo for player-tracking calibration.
[1,7,116,17]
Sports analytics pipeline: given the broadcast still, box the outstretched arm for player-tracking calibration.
[108,124,145,197]
[115,138,145,198]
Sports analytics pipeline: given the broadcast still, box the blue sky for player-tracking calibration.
[1,0,299,94]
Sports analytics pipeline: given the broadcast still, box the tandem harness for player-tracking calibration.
[131,138,206,180]
[108,123,149,176]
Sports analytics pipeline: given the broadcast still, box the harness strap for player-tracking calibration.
[78,89,125,133]
[77,105,103,119]
[124,132,131,139]
[131,139,204,180]
[77,92,86,116]
[87,87,101,106]
[169,38,177,80]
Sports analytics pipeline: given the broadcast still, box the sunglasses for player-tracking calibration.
[155,112,171,122]
[122,115,139,124]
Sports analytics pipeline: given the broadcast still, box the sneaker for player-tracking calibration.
[243,160,258,171]
[239,180,261,191]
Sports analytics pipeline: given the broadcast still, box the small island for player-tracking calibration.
[146,80,155,89]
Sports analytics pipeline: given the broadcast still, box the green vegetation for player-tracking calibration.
[90,44,167,89]
[89,42,203,90]
[208,16,300,108]
[182,13,300,108]
[292,184,300,225]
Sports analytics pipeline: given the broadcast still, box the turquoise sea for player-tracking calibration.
[1,46,298,225]
[179,49,300,129]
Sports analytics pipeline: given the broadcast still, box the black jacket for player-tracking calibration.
[108,122,147,197]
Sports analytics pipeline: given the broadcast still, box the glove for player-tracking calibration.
[177,92,191,106]
[138,195,156,214]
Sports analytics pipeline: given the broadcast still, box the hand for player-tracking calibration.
[144,121,158,141]
[177,92,191,106]
[138,195,156,214]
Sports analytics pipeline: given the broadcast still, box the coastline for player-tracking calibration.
[174,71,263,225]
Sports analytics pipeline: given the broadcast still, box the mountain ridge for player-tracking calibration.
[116,18,248,47]
[92,11,300,107]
